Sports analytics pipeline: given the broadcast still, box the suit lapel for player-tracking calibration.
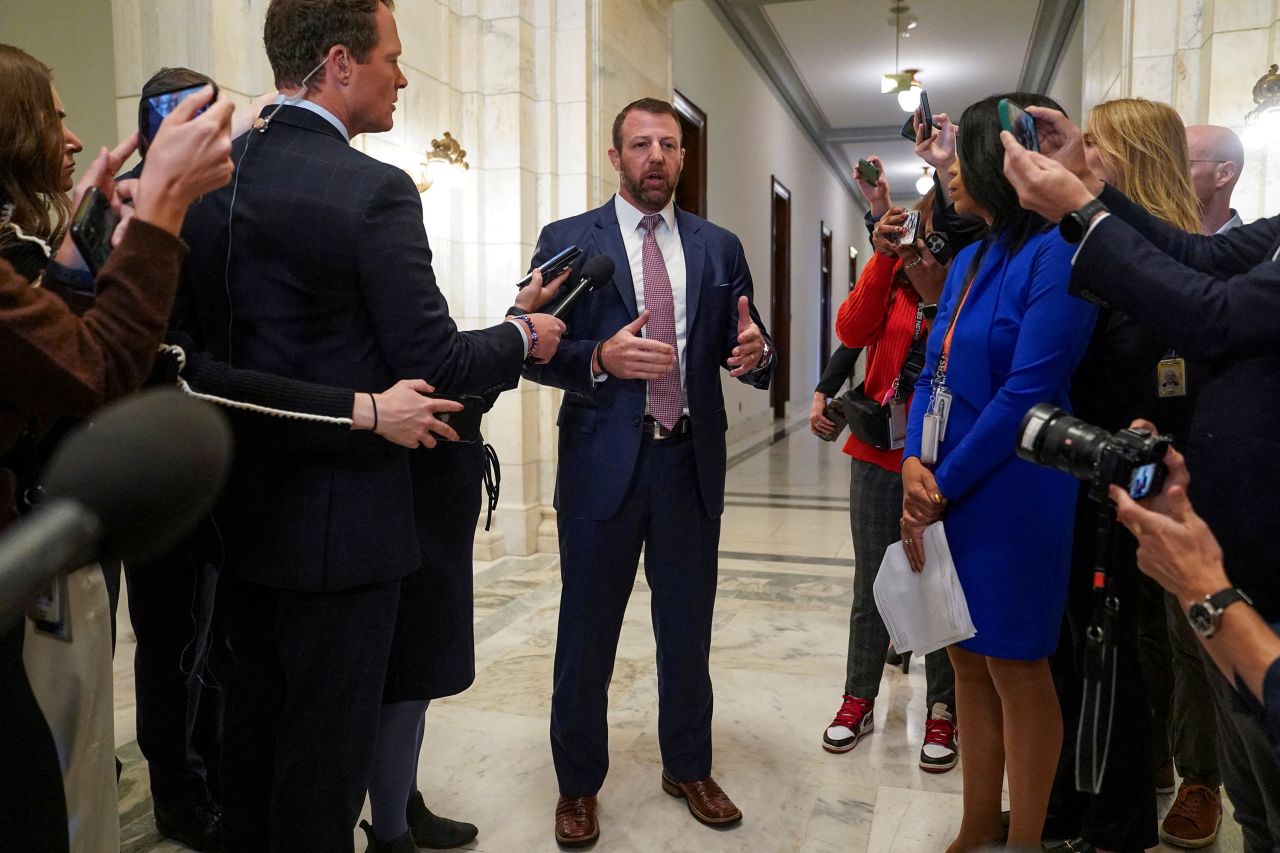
[593,201,638,319]
[677,208,706,333]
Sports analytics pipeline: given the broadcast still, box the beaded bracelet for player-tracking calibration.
[512,314,539,355]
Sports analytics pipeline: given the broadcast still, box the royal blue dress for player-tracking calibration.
[905,229,1097,660]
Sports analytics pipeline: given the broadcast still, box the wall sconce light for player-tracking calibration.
[414,132,471,192]
[1247,65,1280,124]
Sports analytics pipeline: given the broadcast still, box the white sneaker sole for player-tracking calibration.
[822,726,872,754]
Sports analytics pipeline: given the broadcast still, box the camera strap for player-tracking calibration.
[886,299,932,404]
[1077,501,1120,795]
[482,440,501,531]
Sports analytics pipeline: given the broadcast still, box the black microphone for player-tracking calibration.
[550,254,615,320]
[0,389,232,617]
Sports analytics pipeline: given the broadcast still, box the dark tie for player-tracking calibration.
[640,213,683,430]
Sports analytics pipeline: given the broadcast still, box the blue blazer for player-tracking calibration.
[176,105,525,591]
[1073,185,1280,619]
[523,200,774,521]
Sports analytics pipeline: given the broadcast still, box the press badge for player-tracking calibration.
[28,574,72,641]
[1157,357,1186,398]
[921,412,940,464]
[932,387,953,441]
[888,400,908,450]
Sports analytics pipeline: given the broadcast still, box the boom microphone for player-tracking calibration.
[550,254,615,320]
[0,390,232,617]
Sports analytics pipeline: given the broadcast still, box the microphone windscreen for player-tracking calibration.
[43,389,233,564]
[580,253,614,283]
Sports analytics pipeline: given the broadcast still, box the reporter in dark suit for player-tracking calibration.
[1003,110,1280,852]
[174,2,564,850]
[523,98,774,847]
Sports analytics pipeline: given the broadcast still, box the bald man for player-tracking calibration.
[1186,125,1244,235]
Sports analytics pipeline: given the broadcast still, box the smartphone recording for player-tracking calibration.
[139,83,218,149]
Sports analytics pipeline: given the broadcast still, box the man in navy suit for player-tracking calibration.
[523,97,775,846]
[1002,111,1280,852]
[175,2,564,850]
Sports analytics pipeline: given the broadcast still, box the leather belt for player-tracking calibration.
[642,415,691,441]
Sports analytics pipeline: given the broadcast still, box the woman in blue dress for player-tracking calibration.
[899,93,1097,852]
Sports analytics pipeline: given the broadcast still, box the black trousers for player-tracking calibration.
[218,572,399,853]
[551,435,721,796]
[125,549,224,809]
[1047,496,1158,851]
[0,620,69,853]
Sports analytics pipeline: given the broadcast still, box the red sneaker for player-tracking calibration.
[919,702,958,773]
[822,695,874,753]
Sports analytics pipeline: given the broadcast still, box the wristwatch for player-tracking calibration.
[1058,198,1108,244]
[1186,587,1254,638]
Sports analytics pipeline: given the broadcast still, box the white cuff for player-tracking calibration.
[505,317,531,357]
[1070,211,1111,265]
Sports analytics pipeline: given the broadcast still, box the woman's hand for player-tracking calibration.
[854,155,892,218]
[900,516,929,573]
[872,209,907,256]
[915,112,957,174]
[896,238,947,304]
[809,392,835,437]
[902,455,947,524]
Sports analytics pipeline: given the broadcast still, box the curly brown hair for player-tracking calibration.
[264,0,395,91]
[0,44,70,242]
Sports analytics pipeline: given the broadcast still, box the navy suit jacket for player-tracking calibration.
[1072,185,1280,619]
[176,105,525,592]
[523,199,774,521]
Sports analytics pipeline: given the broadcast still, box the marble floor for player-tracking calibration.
[115,427,1244,852]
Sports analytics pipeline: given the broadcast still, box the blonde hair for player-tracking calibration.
[1085,99,1201,232]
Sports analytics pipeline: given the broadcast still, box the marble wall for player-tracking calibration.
[1082,0,1280,221]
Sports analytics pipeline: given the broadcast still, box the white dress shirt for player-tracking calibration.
[614,194,689,407]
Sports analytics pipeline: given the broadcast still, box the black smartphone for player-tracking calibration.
[900,113,942,142]
[517,245,582,289]
[924,230,952,264]
[998,98,1039,152]
[138,82,218,150]
[918,91,933,141]
[69,187,120,275]
[426,393,485,442]
[856,158,880,185]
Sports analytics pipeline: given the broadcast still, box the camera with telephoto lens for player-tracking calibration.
[1016,403,1173,504]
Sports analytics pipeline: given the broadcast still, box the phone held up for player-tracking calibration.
[856,158,881,185]
[517,245,582,289]
[69,187,120,275]
[898,210,921,247]
[997,98,1039,152]
[138,82,219,150]
[917,91,933,141]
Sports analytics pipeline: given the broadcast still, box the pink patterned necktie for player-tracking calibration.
[640,213,683,430]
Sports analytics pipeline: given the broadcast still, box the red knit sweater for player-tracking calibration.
[834,250,928,472]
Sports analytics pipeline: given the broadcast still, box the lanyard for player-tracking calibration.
[935,240,989,386]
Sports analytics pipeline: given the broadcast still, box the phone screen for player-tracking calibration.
[1127,463,1158,499]
[142,85,210,145]
[999,99,1040,152]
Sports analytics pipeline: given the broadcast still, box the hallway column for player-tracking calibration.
[1083,0,1280,221]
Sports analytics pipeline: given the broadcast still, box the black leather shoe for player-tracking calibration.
[407,791,479,849]
[154,802,223,852]
[359,819,417,853]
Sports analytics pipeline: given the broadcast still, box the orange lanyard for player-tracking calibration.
[936,240,989,383]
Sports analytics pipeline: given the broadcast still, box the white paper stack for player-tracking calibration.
[872,521,976,656]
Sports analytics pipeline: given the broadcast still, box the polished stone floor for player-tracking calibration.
[115,427,1243,851]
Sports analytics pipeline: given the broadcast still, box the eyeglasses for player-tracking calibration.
[1189,159,1227,164]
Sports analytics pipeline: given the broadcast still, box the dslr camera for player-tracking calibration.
[1016,403,1172,504]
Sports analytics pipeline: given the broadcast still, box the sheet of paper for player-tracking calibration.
[871,520,976,656]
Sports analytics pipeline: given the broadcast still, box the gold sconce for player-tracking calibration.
[414,132,471,192]
[1247,64,1280,124]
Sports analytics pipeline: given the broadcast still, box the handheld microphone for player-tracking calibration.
[0,390,232,618]
[550,255,615,320]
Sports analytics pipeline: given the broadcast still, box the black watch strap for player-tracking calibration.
[1208,587,1254,612]
[1060,198,1108,244]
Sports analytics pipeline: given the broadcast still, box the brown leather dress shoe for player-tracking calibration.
[660,770,743,826]
[554,795,599,847]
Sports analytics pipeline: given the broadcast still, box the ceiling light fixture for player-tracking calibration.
[882,5,922,113]
[915,167,933,195]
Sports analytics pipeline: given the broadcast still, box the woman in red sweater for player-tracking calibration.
[820,159,959,772]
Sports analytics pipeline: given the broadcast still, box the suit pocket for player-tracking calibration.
[557,406,598,433]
